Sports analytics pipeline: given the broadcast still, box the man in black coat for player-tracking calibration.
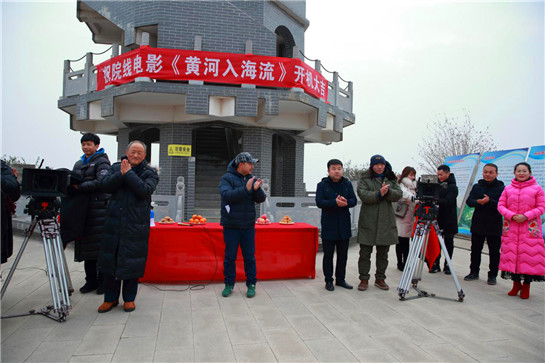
[219,152,266,299]
[97,141,159,313]
[316,159,357,291]
[463,163,504,285]
[432,164,459,274]
[1,160,21,264]
[60,133,111,294]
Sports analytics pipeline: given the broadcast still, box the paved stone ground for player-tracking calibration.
[1,232,543,362]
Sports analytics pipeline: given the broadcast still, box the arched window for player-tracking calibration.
[275,26,295,58]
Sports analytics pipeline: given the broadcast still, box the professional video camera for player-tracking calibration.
[1,167,73,322]
[21,168,68,218]
[414,174,442,221]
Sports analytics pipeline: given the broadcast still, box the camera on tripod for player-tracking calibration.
[21,168,69,219]
[414,175,442,220]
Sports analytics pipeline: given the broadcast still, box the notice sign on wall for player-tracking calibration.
[168,144,192,156]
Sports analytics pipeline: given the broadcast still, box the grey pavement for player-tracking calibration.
[1,232,544,362]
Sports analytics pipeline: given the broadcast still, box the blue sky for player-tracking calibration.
[2,0,543,189]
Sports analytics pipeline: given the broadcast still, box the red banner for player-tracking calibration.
[96,46,328,101]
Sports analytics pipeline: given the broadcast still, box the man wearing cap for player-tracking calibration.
[219,152,266,298]
[356,154,402,291]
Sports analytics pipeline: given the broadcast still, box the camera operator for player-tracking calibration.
[463,163,504,285]
[431,164,459,274]
[1,160,21,264]
[60,133,111,294]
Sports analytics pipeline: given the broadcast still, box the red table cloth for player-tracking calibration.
[142,222,319,283]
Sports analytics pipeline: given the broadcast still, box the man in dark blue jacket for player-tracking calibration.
[464,163,504,285]
[219,152,266,298]
[316,159,358,291]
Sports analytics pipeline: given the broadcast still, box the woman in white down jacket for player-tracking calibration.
[395,167,417,270]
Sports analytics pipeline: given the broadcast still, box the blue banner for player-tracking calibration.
[527,145,545,238]
[458,148,529,235]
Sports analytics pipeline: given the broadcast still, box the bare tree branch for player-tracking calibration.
[417,112,497,174]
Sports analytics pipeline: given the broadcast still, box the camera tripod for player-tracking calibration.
[397,204,465,302]
[1,198,73,322]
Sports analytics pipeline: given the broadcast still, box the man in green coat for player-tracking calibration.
[357,155,402,291]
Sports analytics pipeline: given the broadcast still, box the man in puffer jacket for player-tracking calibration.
[60,133,111,294]
[219,152,266,299]
[97,141,159,313]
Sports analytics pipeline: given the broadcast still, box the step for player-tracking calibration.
[195,186,220,195]
[195,194,221,201]
[194,180,222,188]
[195,200,221,208]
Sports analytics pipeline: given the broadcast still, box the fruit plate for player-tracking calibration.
[158,221,176,224]
[256,221,271,225]
[278,221,295,225]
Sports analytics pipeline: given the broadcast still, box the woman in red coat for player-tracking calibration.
[497,162,545,299]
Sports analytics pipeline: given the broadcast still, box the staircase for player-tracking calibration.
[194,128,232,223]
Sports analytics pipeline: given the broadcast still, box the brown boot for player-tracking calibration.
[357,279,368,291]
[508,281,522,296]
[520,283,530,299]
[98,300,119,313]
[374,279,389,290]
[124,301,136,312]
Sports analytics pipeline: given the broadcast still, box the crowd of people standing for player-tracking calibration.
[1,143,544,312]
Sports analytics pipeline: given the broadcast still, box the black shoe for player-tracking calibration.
[429,265,441,273]
[79,283,98,294]
[464,273,479,281]
[444,266,451,275]
[487,277,497,285]
[325,282,334,291]
[397,263,405,271]
[335,280,353,289]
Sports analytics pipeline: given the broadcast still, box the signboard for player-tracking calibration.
[168,144,192,157]
[457,148,529,235]
[444,153,480,233]
[526,145,545,237]
[96,46,328,101]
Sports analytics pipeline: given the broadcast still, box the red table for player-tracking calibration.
[142,222,319,283]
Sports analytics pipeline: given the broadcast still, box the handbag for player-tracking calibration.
[394,201,409,217]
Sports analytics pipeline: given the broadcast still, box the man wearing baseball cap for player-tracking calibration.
[219,152,266,298]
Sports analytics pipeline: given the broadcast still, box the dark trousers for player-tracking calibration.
[434,234,454,267]
[103,274,138,303]
[223,227,256,287]
[322,239,349,283]
[358,244,390,280]
[396,237,410,269]
[470,233,501,277]
[84,260,104,287]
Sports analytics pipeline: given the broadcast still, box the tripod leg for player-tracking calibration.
[41,225,61,312]
[433,221,465,301]
[51,234,71,310]
[58,236,73,294]
[1,219,38,299]
[398,229,426,297]
[413,225,431,283]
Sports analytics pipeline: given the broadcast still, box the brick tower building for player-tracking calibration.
[59,0,355,220]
